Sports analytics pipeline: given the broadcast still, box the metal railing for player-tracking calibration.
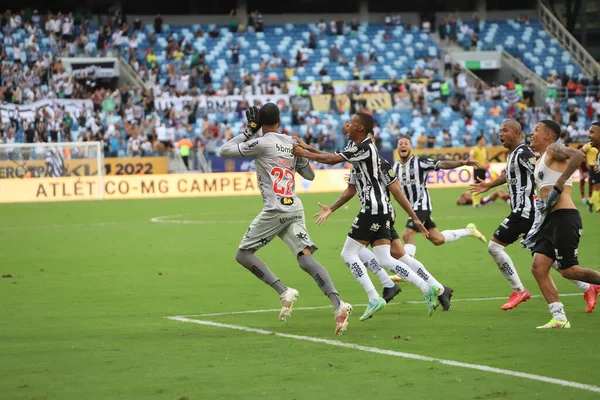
[554,85,600,100]
[538,1,600,78]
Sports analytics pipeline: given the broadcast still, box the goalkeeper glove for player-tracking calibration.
[540,185,562,215]
[243,106,261,138]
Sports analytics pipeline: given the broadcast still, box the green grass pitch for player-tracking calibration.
[1,187,599,400]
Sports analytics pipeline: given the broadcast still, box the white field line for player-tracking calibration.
[180,293,582,317]
[166,316,600,394]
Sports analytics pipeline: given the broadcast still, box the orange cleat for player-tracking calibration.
[501,289,531,310]
[583,285,600,313]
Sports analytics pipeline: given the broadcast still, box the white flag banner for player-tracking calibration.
[154,94,290,113]
[0,99,94,124]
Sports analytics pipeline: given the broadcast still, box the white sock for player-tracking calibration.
[372,245,429,293]
[341,237,379,302]
[552,261,590,292]
[404,243,417,257]
[399,254,444,295]
[488,241,524,292]
[483,195,491,203]
[359,247,395,288]
[549,301,567,321]
[441,229,470,243]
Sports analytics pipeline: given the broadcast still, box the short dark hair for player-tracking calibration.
[592,121,600,128]
[540,119,561,141]
[356,113,374,134]
[398,134,412,142]
[476,135,485,142]
[259,103,280,125]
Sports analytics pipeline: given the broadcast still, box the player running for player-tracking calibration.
[293,113,442,320]
[393,135,487,259]
[526,120,600,328]
[456,188,510,206]
[219,104,353,335]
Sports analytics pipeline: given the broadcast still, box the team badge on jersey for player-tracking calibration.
[348,146,359,153]
[280,197,295,205]
[388,169,396,178]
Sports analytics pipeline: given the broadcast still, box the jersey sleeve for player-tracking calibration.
[237,137,268,158]
[417,156,438,171]
[338,141,372,162]
[517,149,536,173]
[380,158,398,186]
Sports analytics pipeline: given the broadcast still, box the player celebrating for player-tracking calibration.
[293,113,441,320]
[471,120,537,310]
[219,104,353,335]
[527,120,600,328]
[456,188,510,206]
[581,122,600,213]
[394,135,487,259]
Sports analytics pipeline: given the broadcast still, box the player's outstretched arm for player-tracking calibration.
[388,181,429,237]
[313,185,357,225]
[293,145,346,165]
[436,159,482,170]
[294,137,326,155]
[470,170,506,195]
[547,143,585,191]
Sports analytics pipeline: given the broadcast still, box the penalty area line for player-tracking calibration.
[166,316,600,394]
[180,292,582,317]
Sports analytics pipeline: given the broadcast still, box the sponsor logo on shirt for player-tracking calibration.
[276,144,293,155]
[280,197,295,206]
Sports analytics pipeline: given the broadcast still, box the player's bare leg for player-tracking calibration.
[532,253,570,328]
[551,262,600,313]
[296,247,352,335]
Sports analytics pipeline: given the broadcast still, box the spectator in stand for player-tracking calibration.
[154,14,163,34]
[488,103,502,117]
[350,17,360,35]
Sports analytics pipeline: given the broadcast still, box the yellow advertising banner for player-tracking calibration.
[311,92,394,112]
[0,157,167,179]
[394,146,508,163]
[0,164,581,203]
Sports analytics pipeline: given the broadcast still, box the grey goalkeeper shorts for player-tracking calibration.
[239,210,317,255]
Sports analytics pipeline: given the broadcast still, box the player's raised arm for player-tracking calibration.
[436,159,483,170]
[219,106,262,158]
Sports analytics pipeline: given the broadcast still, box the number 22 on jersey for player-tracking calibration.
[271,167,294,197]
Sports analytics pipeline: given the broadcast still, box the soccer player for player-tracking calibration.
[218,104,353,335]
[527,120,600,328]
[581,123,600,213]
[394,135,487,259]
[469,135,489,208]
[471,119,537,310]
[293,113,441,320]
[456,188,510,206]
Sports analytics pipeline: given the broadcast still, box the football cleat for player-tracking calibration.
[501,289,531,310]
[359,297,386,321]
[536,318,571,329]
[466,223,487,243]
[424,285,440,316]
[382,284,402,303]
[334,302,353,335]
[389,274,403,283]
[438,286,454,311]
[279,288,299,321]
[583,284,600,313]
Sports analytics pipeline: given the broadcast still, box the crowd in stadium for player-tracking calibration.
[0,7,599,164]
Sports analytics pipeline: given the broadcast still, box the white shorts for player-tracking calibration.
[239,210,317,255]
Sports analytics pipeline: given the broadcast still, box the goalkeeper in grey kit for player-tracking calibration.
[219,103,353,335]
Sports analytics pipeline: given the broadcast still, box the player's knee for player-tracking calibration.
[430,235,444,246]
[487,241,503,257]
[531,258,547,278]
[401,232,412,243]
[235,249,252,264]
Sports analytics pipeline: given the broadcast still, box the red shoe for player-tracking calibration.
[501,289,531,310]
[584,285,600,313]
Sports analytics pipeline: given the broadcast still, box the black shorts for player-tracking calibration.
[348,213,393,243]
[590,168,600,185]
[405,210,437,233]
[493,213,534,245]
[473,168,487,182]
[533,209,582,269]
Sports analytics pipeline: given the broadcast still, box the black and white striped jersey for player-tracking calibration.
[392,156,439,212]
[505,143,536,219]
[340,138,395,215]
